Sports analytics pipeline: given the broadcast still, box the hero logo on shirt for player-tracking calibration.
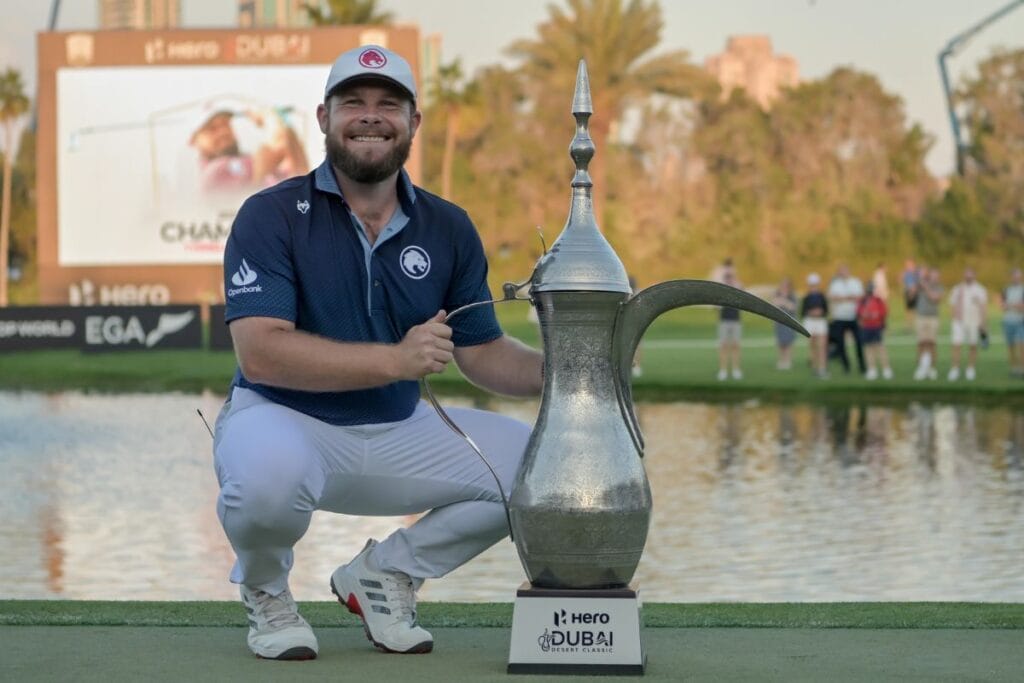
[399,246,431,280]
[228,259,263,296]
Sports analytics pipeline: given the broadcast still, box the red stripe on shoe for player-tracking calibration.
[345,594,364,617]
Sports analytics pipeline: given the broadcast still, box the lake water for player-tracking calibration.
[1,391,1022,603]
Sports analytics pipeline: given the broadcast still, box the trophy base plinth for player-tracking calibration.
[507,581,645,676]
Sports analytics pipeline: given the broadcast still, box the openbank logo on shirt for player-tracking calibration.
[228,259,263,297]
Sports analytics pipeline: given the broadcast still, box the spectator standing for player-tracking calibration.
[772,277,798,370]
[901,259,920,331]
[948,267,988,381]
[857,282,892,380]
[717,268,743,380]
[912,267,944,380]
[1001,267,1024,377]
[827,264,866,374]
[871,262,890,302]
[801,273,829,378]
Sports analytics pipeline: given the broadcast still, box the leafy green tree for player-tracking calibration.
[302,0,393,25]
[915,178,998,262]
[766,67,933,272]
[507,0,713,225]
[958,47,1024,244]
[0,67,30,307]
[429,59,474,200]
[7,128,36,303]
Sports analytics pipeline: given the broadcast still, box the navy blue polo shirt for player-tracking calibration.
[223,161,502,425]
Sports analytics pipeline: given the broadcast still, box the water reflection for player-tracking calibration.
[1,391,1022,602]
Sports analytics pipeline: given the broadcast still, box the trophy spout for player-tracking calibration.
[612,280,809,452]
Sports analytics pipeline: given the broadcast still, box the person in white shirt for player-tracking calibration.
[947,267,988,381]
[827,264,866,374]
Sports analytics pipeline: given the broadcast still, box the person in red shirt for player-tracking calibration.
[857,282,893,380]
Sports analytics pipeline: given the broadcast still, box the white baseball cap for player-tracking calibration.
[324,45,417,102]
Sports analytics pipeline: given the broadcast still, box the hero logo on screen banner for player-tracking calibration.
[536,610,614,654]
[228,259,262,296]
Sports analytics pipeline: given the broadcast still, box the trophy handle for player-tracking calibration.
[612,279,808,454]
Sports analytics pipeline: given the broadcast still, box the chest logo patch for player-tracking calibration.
[400,246,431,280]
[296,199,310,214]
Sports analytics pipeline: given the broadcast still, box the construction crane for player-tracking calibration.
[938,0,1024,175]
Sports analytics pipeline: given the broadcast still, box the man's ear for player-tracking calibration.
[316,102,329,134]
[410,109,423,137]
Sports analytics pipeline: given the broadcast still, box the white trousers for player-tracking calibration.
[213,387,531,595]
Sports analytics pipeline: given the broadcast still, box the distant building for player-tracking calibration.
[238,0,310,27]
[99,0,180,29]
[704,35,798,110]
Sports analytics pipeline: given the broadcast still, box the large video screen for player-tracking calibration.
[57,65,324,265]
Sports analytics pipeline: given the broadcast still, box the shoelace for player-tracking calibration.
[382,573,417,624]
[249,588,304,629]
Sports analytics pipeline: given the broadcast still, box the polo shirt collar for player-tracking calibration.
[314,160,417,210]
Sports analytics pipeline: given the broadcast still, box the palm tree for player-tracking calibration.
[431,59,472,200]
[0,68,29,307]
[507,0,713,224]
[302,0,393,25]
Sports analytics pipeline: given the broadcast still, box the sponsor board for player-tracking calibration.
[508,583,645,675]
[0,306,202,352]
[81,306,202,351]
[208,304,233,350]
[0,307,81,351]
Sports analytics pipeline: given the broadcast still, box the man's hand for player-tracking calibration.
[394,310,454,379]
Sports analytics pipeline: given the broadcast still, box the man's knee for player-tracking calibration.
[216,427,318,540]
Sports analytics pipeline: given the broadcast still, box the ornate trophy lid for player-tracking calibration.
[531,60,630,294]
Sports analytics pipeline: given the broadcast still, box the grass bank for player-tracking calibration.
[3,600,1022,629]
[1,306,1020,405]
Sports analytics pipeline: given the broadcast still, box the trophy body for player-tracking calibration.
[510,291,651,589]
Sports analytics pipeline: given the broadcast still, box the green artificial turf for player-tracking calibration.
[2,601,1022,629]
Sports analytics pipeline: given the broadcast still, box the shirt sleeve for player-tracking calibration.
[444,211,502,347]
[223,193,297,324]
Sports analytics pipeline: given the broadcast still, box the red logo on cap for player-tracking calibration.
[358,48,387,69]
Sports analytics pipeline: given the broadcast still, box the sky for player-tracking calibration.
[1,0,1022,176]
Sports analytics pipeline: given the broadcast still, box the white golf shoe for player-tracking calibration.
[240,585,318,660]
[330,539,433,654]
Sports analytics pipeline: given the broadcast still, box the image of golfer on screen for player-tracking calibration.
[190,106,309,195]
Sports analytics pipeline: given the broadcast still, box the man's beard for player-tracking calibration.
[326,132,412,184]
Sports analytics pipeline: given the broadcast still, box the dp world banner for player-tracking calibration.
[0,306,202,351]
[0,307,80,350]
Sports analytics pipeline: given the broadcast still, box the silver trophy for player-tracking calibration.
[506,61,805,674]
